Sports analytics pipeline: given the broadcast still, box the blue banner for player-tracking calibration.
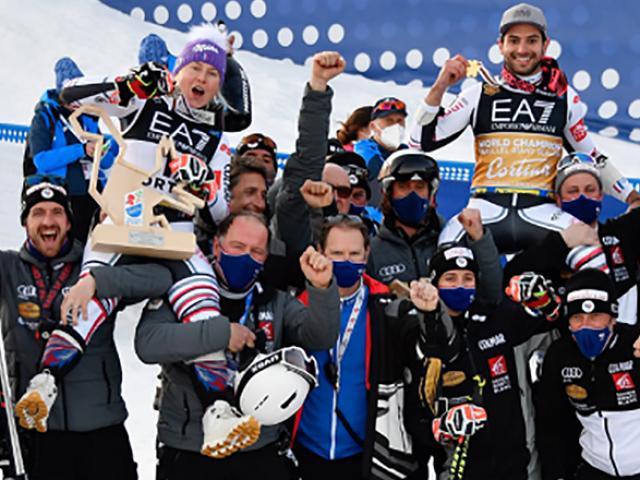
[101,0,640,144]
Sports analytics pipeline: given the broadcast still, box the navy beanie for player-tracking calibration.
[139,33,170,66]
[54,57,83,93]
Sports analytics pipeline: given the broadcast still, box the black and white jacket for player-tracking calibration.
[538,324,640,479]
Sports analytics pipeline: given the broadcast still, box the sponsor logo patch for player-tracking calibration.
[569,119,587,142]
[612,372,636,391]
[442,370,466,387]
[488,355,507,378]
[18,302,40,319]
[565,384,588,400]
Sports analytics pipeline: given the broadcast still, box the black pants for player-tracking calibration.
[576,462,640,480]
[27,423,137,480]
[157,442,291,480]
[293,443,364,480]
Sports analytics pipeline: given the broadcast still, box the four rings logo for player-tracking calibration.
[17,284,37,299]
[378,263,406,278]
[562,367,583,380]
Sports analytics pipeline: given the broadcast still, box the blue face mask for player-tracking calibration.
[218,250,264,292]
[391,191,429,226]
[561,195,601,224]
[439,287,476,312]
[332,260,366,288]
[349,203,366,216]
[571,326,612,359]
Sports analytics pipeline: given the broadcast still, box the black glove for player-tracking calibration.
[115,62,174,105]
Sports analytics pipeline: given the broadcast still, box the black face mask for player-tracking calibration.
[322,202,339,218]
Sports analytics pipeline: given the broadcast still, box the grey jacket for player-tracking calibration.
[135,280,340,453]
[0,241,171,432]
[368,217,503,303]
[275,84,333,254]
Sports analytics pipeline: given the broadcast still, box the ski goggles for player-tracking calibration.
[24,174,68,189]
[372,97,407,119]
[237,133,277,158]
[238,347,318,390]
[325,213,364,225]
[23,174,69,197]
[556,152,599,173]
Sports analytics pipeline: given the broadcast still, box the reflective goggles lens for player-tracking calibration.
[374,98,407,113]
[24,174,67,188]
[557,152,598,172]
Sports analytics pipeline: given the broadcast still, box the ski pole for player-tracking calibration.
[0,322,28,479]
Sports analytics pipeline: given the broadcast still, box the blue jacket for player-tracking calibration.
[28,89,117,195]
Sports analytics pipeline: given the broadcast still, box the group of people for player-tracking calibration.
[1,3,640,480]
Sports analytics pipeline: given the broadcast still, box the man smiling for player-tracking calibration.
[410,2,639,254]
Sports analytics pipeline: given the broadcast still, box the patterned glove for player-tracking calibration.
[432,403,487,445]
[506,272,561,321]
[169,154,218,201]
[116,62,174,104]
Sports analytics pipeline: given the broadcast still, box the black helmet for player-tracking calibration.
[378,150,440,199]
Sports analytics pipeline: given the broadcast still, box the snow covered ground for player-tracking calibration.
[2,1,640,478]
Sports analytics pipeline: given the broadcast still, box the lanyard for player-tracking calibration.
[333,286,366,367]
[238,287,255,327]
[30,263,73,320]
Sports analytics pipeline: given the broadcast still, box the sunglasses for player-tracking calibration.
[374,98,406,113]
[557,152,598,172]
[237,134,277,156]
[329,184,352,199]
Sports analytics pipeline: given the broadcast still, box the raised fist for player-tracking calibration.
[410,279,439,312]
[506,272,560,321]
[300,180,334,209]
[458,208,483,241]
[299,246,333,289]
[434,54,468,90]
[310,51,346,91]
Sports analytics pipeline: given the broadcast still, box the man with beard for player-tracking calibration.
[409,2,640,255]
[1,176,170,479]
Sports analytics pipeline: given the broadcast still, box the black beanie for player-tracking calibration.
[564,268,617,318]
[427,243,479,285]
[21,177,73,225]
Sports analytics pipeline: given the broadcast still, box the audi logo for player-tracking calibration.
[378,264,407,278]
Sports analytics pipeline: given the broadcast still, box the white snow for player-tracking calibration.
[1,1,640,478]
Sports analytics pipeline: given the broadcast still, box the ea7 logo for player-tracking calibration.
[488,355,507,378]
[602,236,620,246]
[612,372,636,391]
[491,98,556,125]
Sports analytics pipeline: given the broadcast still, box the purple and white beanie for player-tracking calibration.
[173,24,227,83]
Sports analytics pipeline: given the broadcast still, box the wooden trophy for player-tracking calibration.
[69,105,205,260]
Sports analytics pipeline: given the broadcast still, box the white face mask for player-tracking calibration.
[379,124,405,151]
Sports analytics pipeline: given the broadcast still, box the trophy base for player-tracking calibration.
[91,224,196,260]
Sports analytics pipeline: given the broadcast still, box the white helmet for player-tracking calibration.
[234,346,318,426]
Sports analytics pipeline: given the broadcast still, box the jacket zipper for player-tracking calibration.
[329,378,338,460]
[591,363,620,476]
[102,360,112,404]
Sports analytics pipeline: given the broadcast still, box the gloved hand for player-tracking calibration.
[432,403,487,445]
[506,272,561,321]
[116,62,174,104]
[169,154,218,201]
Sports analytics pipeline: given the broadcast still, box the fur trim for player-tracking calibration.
[187,23,228,50]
